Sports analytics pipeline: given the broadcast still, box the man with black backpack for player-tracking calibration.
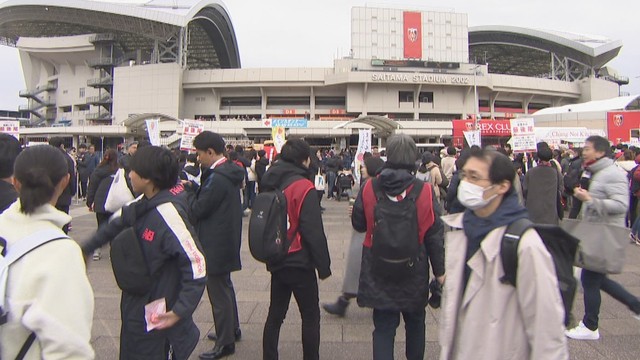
[257,139,331,360]
[439,148,568,359]
[352,134,444,360]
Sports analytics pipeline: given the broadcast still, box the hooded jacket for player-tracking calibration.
[0,202,94,360]
[255,157,269,188]
[190,159,245,275]
[352,168,445,311]
[56,149,77,207]
[260,160,331,278]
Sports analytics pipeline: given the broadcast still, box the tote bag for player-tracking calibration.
[314,169,326,191]
[561,218,629,274]
[104,168,134,213]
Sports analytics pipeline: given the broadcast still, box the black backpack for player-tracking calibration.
[500,218,580,326]
[249,176,302,264]
[110,226,152,296]
[371,178,424,282]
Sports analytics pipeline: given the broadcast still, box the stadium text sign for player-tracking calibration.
[371,73,470,85]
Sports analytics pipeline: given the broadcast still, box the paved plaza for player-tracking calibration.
[70,199,640,360]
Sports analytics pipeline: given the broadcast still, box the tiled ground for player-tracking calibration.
[69,197,640,359]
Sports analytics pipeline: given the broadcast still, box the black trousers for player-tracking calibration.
[263,268,320,360]
[119,292,200,360]
[372,308,426,360]
[206,273,240,346]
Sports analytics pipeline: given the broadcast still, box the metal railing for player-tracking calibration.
[18,83,57,97]
[86,112,112,121]
[87,76,113,87]
[87,57,114,68]
[85,94,112,105]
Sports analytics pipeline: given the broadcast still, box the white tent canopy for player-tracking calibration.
[534,95,640,116]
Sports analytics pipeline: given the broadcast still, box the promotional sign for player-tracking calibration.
[180,120,205,151]
[463,130,481,147]
[403,11,422,59]
[271,126,286,153]
[0,121,19,140]
[535,127,592,146]
[271,119,308,128]
[510,118,537,152]
[354,129,372,183]
[145,118,160,146]
[452,119,512,137]
[607,111,640,144]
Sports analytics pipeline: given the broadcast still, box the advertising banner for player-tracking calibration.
[354,129,372,183]
[271,118,308,128]
[607,111,640,144]
[145,118,160,146]
[0,120,19,140]
[180,120,205,151]
[510,118,537,152]
[271,126,286,153]
[403,11,422,59]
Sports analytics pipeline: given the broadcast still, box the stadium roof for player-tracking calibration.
[469,25,622,80]
[0,0,241,69]
[534,95,640,115]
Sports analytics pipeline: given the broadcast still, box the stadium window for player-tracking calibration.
[419,92,434,103]
[631,129,640,139]
[399,91,414,104]
[79,87,85,98]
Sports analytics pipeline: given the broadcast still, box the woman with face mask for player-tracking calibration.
[438,148,568,360]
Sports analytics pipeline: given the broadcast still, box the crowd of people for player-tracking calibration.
[1,131,640,359]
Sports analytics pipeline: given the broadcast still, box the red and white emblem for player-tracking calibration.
[614,114,623,127]
[407,28,418,43]
[465,122,475,131]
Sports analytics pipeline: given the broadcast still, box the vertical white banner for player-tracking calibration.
[145,118,160,146]
[180,120,206,151]
[463,130,481,147]
[0,120,20,140]
[355,129,372,183]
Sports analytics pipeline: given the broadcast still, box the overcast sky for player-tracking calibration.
[0,0,638,110]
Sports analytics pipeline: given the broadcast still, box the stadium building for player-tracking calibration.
[0,0,630,148]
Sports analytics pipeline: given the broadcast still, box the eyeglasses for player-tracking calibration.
[459,171,490,182]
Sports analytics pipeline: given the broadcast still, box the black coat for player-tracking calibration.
[77,152,99,179]
[86,165,117,214]
[255,157,269,184]
[0,180,18,214]
[56,149,76,207]
[260,161,332,279]
[189,160,245,275]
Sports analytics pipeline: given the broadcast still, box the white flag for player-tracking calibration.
[145,118,160,146]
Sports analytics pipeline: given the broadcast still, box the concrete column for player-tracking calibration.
[260,87,267,119]
[310,86,315,120]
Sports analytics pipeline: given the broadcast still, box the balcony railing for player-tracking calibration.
[19,83,57,97]
[87,76,113,87]
[86,112,112,121]
[87,57,114,68]
[85,94,112,105]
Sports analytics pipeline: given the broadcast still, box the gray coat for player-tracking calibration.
[581,157,628,226]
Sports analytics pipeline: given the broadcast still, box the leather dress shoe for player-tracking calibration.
[199,343,235,360]
[207,328,242,342]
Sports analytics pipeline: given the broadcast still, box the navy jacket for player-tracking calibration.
[189,159,245,275]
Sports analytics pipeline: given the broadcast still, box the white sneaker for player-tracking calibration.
[565,321,599,340]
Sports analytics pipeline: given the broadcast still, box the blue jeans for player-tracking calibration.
[581,269,640,330]
[372,308,425,360]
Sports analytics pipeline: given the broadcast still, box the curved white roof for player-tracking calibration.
[0,0,231,28]
[534,95,640,115]
[470,25,622,58]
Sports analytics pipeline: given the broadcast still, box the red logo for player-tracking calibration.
[169,184,184,195]
[614,114,623,127]
[142,228,155,242]
[407,28,418,43]
[465,122,475,131]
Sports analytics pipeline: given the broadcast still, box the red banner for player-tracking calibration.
[403,12,422,59]
[452,119,512,137]
[607,111,640,144]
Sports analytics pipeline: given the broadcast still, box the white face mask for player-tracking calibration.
[457,180,497,210]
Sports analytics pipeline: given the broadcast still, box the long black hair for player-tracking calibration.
[14,145,69,214]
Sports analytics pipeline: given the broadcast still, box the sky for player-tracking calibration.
[0,0,639,110]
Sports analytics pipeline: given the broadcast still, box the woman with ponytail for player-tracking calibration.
[0,145,94,360]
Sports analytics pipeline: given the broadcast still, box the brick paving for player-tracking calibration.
[69,198,640,359]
